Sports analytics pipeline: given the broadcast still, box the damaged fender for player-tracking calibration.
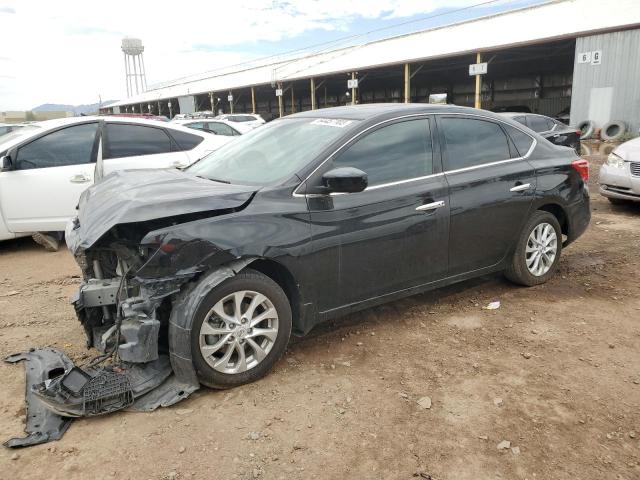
[167,257,258,387]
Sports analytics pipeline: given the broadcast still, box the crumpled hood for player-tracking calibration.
[614,137,640,161]
[66,169,258,253]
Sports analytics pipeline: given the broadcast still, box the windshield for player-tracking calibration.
[187,117,358,185]
[0,125,40,148]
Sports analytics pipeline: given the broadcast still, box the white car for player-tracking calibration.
[0,116,231,241]
[599,136,640,204]
[214,113,265,130]
[0,123,35,138]
[173,118,251,136]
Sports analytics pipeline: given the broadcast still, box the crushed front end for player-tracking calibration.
[5,169,258,448]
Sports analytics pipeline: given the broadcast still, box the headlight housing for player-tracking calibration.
[607,152,625,168]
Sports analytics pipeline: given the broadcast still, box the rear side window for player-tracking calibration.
[169,129,204,151]
[440,117,510,171]
[527,115,553,133]
[503,124,534,157]
[15,123,98,169]
[513,116,527,126]
[206,122,236,136]
[333,118,433,187]
[105,123,171,159]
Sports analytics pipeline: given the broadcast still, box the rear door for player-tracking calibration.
[103,122,190,172]
[307,116,449,310]
[437,115,536,276]
[0,122,99,232]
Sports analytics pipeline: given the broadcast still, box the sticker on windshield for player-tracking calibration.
[310,119,353,128]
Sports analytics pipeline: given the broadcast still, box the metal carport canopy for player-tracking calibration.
[110,0,640,107]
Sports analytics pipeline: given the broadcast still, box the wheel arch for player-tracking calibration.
[247,258,302,334]
[536,202,568,238]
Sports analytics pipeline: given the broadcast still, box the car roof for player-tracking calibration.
[288,103,507,121]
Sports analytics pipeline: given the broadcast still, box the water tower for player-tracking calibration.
[121,37,147,97]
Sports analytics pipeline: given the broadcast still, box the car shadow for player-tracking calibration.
[290,273,517,347]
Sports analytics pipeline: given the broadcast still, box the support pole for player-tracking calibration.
[474,52,482,109]
[229,90,234,114]
[291,87,295,114]
[251,86,256,114]
[123,54,130,97]
[404,63,410,104]
[351,72,356,106]
[278,83,283,118]
[310,78,316,110]
[210,92,214,113]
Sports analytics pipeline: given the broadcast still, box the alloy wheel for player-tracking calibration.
[525,222,558,277]
[198,290,279,374]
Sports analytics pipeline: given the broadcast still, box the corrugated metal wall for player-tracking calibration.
[571,29,640,134]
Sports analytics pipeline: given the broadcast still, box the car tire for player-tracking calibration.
[601,121,627,142]
[577,120,595,140]
[505,211,563,287]
[190,269,292,389]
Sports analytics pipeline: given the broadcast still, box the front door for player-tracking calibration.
[437,115,536,276]
[306,116,449,311]
[0,122,99,232]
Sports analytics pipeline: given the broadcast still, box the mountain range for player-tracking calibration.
[31,101,116,115]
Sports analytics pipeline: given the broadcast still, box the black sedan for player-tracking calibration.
[66,104,591,393]
[499,112,581,153]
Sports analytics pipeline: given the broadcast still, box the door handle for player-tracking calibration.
[510,183,531,192]
[416,200,445,211]
[69,174,91,183]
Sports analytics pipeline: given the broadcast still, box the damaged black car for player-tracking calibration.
[12,104,589,445]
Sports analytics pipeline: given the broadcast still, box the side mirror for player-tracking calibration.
[0,155,13,172]
[322,167,368,194]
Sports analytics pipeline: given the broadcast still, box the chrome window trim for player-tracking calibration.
[292,111,537,198]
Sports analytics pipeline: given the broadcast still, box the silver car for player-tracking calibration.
[599,137,640,204]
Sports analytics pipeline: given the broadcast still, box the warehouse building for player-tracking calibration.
[103,0,640,136]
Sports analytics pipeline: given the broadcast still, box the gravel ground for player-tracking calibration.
[0,143,638,480]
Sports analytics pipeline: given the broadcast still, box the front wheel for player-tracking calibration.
[190,269,292,389]
[505,211,562,286]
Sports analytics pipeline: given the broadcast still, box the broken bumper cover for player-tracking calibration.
[4,349,197,448]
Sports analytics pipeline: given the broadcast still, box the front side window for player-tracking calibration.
[188,117,359,186]
[15,123,98,170]
[332,118,433,187]
[105,123,172,159]
[441,117,510,171]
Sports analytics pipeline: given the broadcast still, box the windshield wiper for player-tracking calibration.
[197,175,230,184]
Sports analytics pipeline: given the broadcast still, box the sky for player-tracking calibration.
[0,0,546,110]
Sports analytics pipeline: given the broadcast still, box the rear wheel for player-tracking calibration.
[505,211,562,286]
[190,269,292,389]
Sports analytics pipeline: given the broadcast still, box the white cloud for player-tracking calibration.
[0,0,490,109]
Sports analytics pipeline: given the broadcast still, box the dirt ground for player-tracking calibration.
[0,143,639,480]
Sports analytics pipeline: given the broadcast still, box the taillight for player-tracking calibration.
[571,159,589,182]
